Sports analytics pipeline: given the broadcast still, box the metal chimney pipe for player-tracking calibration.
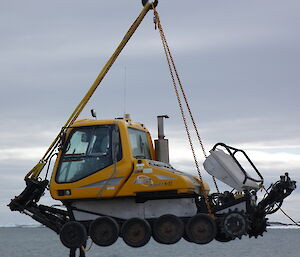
[158,115,168,139]
[155,115,170,163]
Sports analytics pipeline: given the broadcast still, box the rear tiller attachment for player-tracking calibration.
[204,143,296,241]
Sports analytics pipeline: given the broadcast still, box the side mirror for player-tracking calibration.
[58,132,67,151]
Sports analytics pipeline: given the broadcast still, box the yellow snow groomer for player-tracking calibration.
[49,115,213,248]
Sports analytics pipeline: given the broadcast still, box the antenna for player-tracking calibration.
[123,66,127,115]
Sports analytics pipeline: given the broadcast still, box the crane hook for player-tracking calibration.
[142,0,158,9]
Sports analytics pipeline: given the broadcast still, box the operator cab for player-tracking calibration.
[55,123,152,183]
[49,116,156,200]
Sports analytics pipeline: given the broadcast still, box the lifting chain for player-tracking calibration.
[152,5,220,195]
[152,5,218,215]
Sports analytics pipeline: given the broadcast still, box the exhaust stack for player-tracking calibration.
[155,115,169,164]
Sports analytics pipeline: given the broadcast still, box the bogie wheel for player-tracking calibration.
[60,221,87,249]
[121,218,151,247]
[89,216,119,246]
[186,214,217,244]
[153,214,184,244]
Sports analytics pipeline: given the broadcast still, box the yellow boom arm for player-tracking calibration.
[27,1,154,179]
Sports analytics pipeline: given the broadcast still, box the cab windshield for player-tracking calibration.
[56,125,120,183]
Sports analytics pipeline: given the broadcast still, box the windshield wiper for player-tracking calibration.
[64,153,85,157]
[86,153,108,157]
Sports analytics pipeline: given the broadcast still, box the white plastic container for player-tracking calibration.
[203,149,260,191]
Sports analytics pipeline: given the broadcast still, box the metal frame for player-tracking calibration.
[212,143,264,185]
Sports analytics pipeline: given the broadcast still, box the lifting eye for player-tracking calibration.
[142,0,158,9]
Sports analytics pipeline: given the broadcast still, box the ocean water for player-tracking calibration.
[0,227,299,257]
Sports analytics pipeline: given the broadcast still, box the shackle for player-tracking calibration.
[142,0,158,9]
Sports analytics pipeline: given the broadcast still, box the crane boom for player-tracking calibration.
[27,1,154,180]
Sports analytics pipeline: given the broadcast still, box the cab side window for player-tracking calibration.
[128,128,151,159]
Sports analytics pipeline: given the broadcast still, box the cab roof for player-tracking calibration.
[72,117,149,132]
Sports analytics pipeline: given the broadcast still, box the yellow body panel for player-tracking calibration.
[50,118,209,200]
[117,159,205,196]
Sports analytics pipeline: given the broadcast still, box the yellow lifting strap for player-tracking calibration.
[26,1,155,180]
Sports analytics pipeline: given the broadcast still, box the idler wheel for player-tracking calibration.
[89,216,119,246]
[60,221,87,249]
[121,218,151,247]
[185,214,217,244]
[153,214,184,244]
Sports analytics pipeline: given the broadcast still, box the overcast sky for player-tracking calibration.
[1,0,300,226]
